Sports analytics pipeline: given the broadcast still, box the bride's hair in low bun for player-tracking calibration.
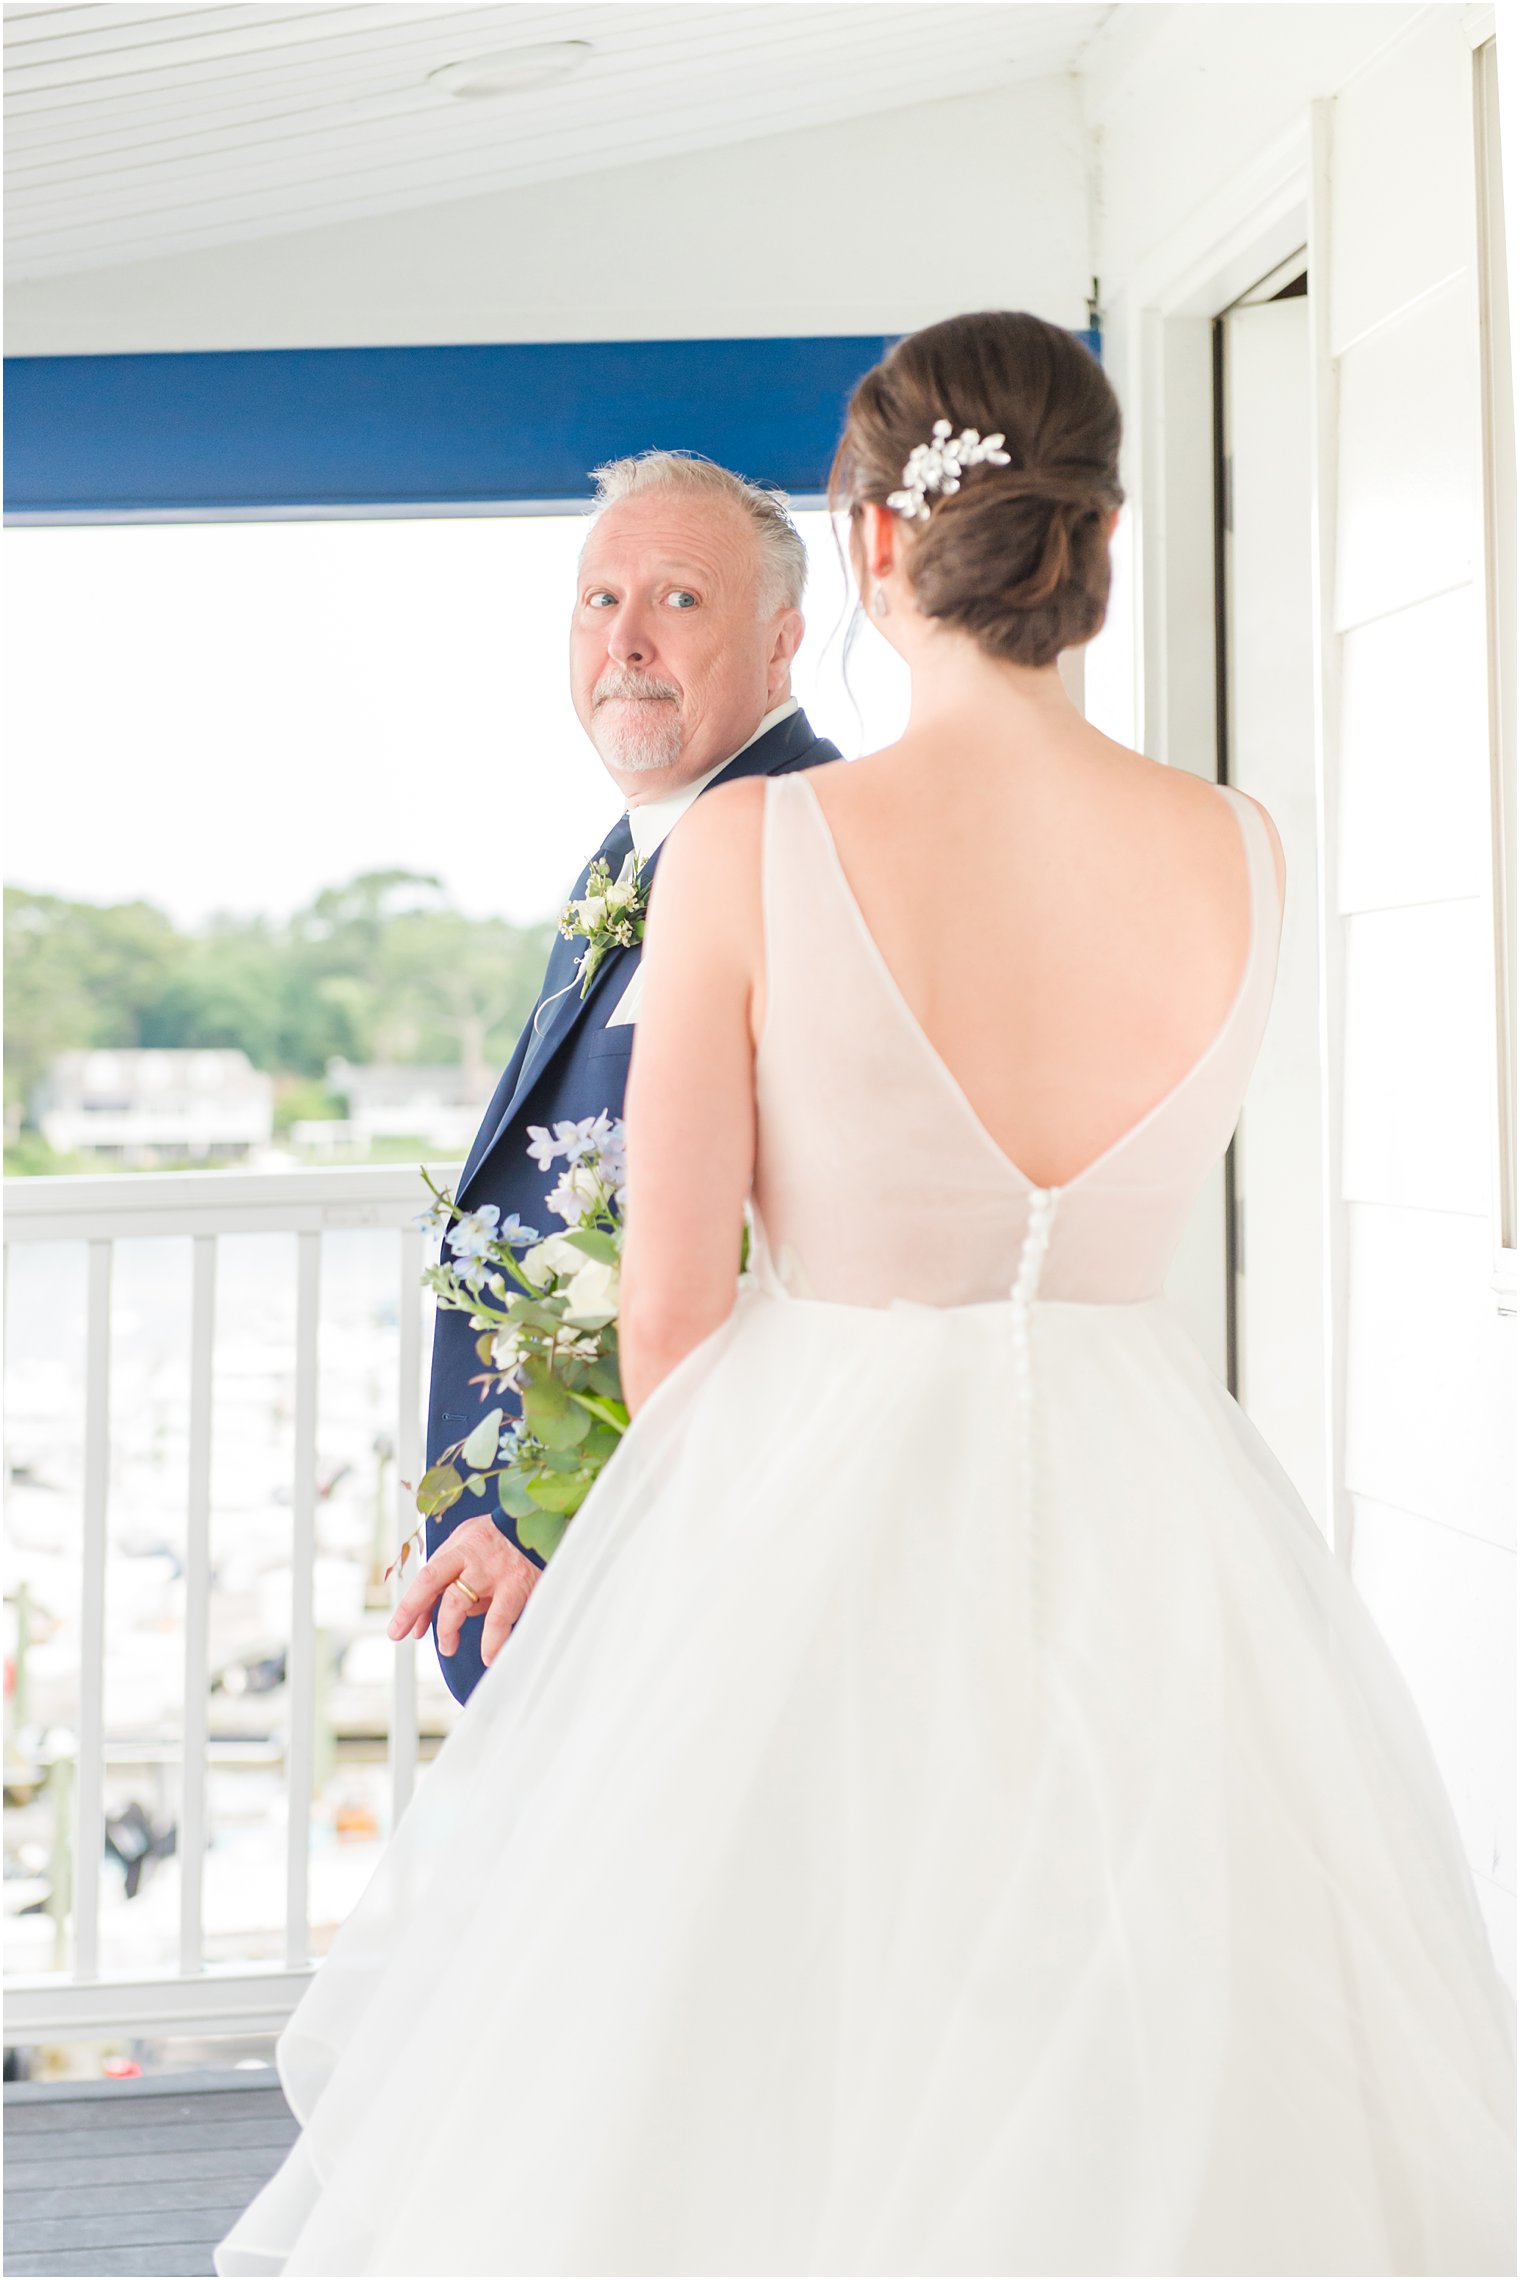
[832,312,1124,668]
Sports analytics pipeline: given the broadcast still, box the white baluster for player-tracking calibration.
[390,1224,424,1825]
[285,1229,321,1971]
[75,1238,112,1982]
[179,1234,216,1977]
[2,1163,461,2038]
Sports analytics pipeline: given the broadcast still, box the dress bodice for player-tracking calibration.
[750,771,1283,1309]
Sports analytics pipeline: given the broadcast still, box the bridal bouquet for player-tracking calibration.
[398,1114,630,1571]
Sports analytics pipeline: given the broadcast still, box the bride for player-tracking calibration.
[218,311,1515,2277]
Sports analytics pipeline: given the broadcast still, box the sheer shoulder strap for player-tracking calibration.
[1216,783,1285,966]
[757,773,847,1047]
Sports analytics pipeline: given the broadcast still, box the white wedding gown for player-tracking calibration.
[219,775,1515,2277]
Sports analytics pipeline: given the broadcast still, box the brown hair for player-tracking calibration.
[830,312,1124,668]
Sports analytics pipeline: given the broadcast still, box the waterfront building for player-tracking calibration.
[34,1049,274,1167]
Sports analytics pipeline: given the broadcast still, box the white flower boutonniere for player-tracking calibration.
[558,851,649,999]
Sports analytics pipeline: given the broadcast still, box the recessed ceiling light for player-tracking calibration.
[428,41,593,100]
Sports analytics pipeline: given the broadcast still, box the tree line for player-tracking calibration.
[4,871,554,1167]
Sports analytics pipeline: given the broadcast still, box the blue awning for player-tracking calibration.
[5,336,894,516]
[4,329,1104,519]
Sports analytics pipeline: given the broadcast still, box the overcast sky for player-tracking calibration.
[6,510,910,930]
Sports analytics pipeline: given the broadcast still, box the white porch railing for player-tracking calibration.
[3,1164,457,2043]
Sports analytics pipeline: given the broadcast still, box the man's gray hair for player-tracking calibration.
[587,450,808,617]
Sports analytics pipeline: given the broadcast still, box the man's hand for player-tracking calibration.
[387,1514,542,1669]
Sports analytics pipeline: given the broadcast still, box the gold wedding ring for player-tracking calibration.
[452,1577,480,1605]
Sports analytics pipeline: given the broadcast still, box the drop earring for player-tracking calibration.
[870,585,889,620]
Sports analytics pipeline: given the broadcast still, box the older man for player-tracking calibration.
[393,453,840,1703]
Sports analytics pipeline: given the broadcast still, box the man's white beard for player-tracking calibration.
[591,670,684,774]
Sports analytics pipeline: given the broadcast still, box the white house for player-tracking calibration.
[321,1057,491,1155]
[35,1048,275,1165]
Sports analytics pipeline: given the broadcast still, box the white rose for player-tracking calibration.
[561,1256,620,1326]
[576,895,607,930]
[603,881,636,912]
[519,1233,585,1286]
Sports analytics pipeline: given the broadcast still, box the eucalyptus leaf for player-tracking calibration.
[497,1473,541,1522]
[561,1228,619,1265]
[543,1405,592,1450]
[519,1361,568,1407]
[415,1463,464,1518]
[523,1378,589,1451]
[465,1473,487,1496]
[516,1506,570,1560]
[526,1469,590,1514]
[460,1408,504,1470]
[588,1354,623,1398]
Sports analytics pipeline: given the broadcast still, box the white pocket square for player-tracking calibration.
[607,968,643,1028]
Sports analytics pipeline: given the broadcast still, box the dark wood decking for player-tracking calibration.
[4,2068,295,2278]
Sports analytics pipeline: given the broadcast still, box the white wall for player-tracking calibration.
[4,76,1090,357]
[1095,3,1517,1990]
[1325,3,1515,1991]
[1086,3,1423,290]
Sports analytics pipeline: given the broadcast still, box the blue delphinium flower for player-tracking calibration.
[447,1205,502,1262]
[525,1125,563,1173]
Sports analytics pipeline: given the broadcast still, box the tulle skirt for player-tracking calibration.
[217,1285,1516,2276]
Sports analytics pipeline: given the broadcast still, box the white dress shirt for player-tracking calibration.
[607,697,800,1026]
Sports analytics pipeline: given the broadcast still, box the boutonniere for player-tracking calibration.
[558,850,649,999]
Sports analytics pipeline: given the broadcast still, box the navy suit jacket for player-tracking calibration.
[427,705,841,1702]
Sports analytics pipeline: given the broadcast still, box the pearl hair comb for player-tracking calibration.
[886,419,1012,521]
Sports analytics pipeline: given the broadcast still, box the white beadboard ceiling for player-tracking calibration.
[4,1,1113,281]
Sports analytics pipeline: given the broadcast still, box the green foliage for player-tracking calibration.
[562,1228,618,1264]
[4,888,184,1117]
[4,873,557,1129]
[138,917,289,1066]
[288,872,553,1077]
[2,1129,83,1178]
[407,1138,629,1581]
[415,1464,464,1519]
[460,1409,504,1471]
[520,1369,591,1452]
[272,1075,344,1134]
[497,1473,545,1524]
[515,1506,571,1561]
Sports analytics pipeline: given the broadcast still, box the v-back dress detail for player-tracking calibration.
[750,771,1281,1310]
[219,773,1515,2279]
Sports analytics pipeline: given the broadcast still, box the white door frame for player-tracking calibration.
[1102,110,1350,1562]
[1221,288,1327,1530]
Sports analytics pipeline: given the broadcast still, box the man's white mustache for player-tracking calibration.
[593,671,680,708]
